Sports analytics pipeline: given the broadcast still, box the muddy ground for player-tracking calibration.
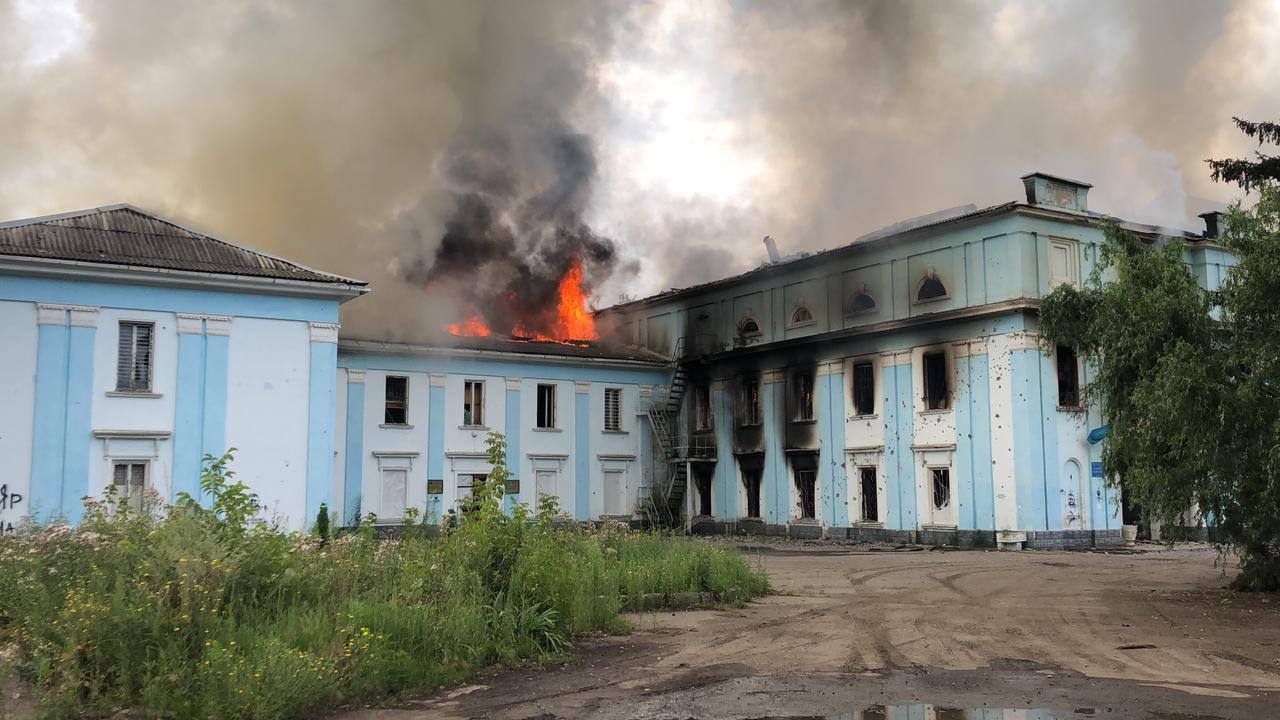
[342,541,1280,720]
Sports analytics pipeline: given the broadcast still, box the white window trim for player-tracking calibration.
[535,383,558,430]
[787,302,816,329]
[115,319,156,393]
[911,268,951,304]
[603,386,624,433]
[462,378,486,428]
[1049,236,1082,288]
[847,354,880,418]
[383,375,410,426]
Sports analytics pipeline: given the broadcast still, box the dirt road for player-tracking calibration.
[343,542,1280,719]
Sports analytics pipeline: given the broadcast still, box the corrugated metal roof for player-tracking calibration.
[341,336,671,364]
[0,204,366,286]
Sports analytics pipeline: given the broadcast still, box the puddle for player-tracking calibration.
[756,704,1101,719]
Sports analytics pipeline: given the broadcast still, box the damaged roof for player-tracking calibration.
[341,335,670,365]
[0,204,367,286]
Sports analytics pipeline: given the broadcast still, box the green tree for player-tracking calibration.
[1207,116,1280,191]
[1040,184,1280,590]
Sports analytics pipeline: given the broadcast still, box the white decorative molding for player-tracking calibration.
[762,368,786,384]
[346,368,366,384]
[575,380,591,395]
[176,314,205,335]
[37,303,96,326]
[309,322,340,343]
[951,338,988,358]
[429,373,447,387]
[505,377,521,391]
[1007,331,1040,351]
[816,360,843,376]
[204,316,231,336]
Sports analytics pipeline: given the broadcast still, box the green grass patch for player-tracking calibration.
[0,445,768,719]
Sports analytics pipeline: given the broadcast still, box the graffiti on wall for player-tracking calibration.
[0,483,24,533]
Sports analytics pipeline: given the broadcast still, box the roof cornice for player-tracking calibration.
[338,338,669,369]
[0,254,369,302]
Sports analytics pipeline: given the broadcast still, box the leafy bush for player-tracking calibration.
[0,436,768,718]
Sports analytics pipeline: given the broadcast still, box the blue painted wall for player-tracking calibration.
[343,376,365,524]
[305,340,337,526]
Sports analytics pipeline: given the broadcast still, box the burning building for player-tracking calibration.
[0,172,1234,545]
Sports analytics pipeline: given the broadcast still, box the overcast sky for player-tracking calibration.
[2,0,1277,339]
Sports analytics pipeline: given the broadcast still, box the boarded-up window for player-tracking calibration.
[859,466,878,522]
[1050,238,1081,287]
[923,352,950,410]
[536,384,557,429]
[463,380,484,426]
[741,378,761,426]
[603,469,625,515]
[379,468,407,519]
[112,461,147,513]
[852,361,875,416]
[384,376,408,424]
[116,321,153,391]
[604,387,622,431]
[1057,346,1080,407]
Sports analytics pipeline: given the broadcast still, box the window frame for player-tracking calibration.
[378,466,409,521]
[738,316,762,338]
[922,351,950,411]
[110,459,150,514]
[603,386,623,432]
[692,383,713,431]
[536,383,558,429]
[788,304,815,328]
[846,283,877,316]
[795,468,817,520]
[115,320,155,392]
[1049,237,1081,288]
[930,467,952,511]
[851,360,876,416]
[383,375,409,425]
[462,379,485,427]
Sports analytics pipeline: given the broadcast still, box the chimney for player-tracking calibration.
[1021,172,1092,213]
[1199,210,1225,239]
[763,235,781,263]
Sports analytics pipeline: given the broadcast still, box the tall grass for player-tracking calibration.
[0,441,768,719]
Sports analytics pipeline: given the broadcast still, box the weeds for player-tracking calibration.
[0,436,768,719]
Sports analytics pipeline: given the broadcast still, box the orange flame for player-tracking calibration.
[446,315,491,337]
[552,257,597,341]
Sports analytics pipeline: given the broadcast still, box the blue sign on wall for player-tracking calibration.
[1091,461,1104,478]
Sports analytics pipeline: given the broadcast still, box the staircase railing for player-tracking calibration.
[641,337,690,527]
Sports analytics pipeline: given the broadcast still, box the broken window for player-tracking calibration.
[849,291,876,313]
[916,269,948,302]
[931,467,951,510]
[536,384,557,429]
[795,468,817,519]
[739,317,761,337]
[695,467,713,516]
[384,376,409,424]
[463,379,484,426]
[795,372,814,421]
[790,305,814,326]
[852,361,875,416]
[859,466,878,522]
[922,352,950,410]
[741,378,761,426]
[693,383,712,431]
[743,469,762,518]
[1057,345,1080,407]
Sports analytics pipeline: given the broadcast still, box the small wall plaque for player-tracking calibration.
[427,479,444,495]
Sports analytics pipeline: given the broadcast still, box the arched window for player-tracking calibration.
[847,284,876,315]
[790,305,814,326]
[739,317,761,337]
[915,269,949,302]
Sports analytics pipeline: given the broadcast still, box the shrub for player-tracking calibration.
[0,434,769,718]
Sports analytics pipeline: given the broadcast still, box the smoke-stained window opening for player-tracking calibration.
[536,384,557,429]
[384,376,409,425]
[789,304,815,327]
[795,371,815,421]
[741,378,761,426]
[694,465,713,517]
[693,383,712,431]
[852,361,876,416]
[859,466,878,523]
[742,468,762,519]
[922,352,950,410]
[1057,345,1081,408]
[915,268,949,303]
[847,284,876,315]
[604,387,622,431]
[931,467,951,511]
[795,467,817,520]
[463,380,485,427]
[738,316,762,338]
